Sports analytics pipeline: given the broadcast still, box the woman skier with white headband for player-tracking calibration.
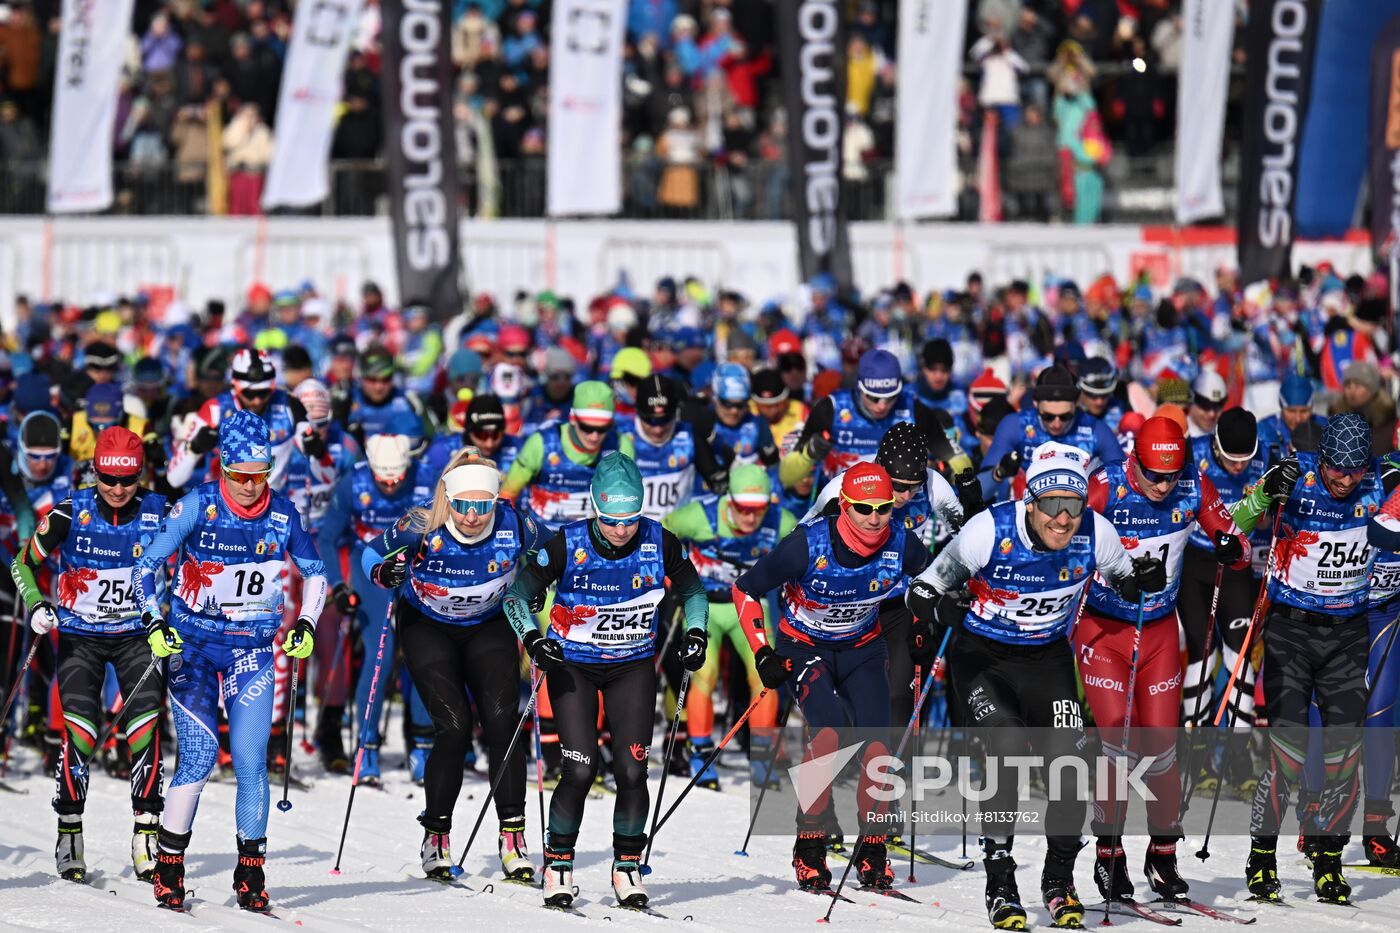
[362,447,550,884]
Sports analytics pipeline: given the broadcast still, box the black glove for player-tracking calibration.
[301,429,327,459]
[754,644,794,689]
[523,630,567,672]
[992,449,1021,483]
[706,468,729,496]
[906,578,940,625]
[679,629,708,672]
[528,588,547,614]
[331,582,359,614]
[805,431,833,463]
[954,469,983,520]
[1263,456,1300,500]
[1121,555,1167,603]
[188,425,217,455]
[371,551,408,588]
[1214,530,1243,565]
[908,617,939,667]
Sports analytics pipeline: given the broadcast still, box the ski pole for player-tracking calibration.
[81,655,162,778]
[529,661,548,862]
[1103,591,1147,926]
[332,599,394,875]
[735,688,795,858]
[1178,561,1224,817]
[651,688,770,837]
[0,637,41,734]
[907,663,924,884]
[276,657,300,813]
[641,669,690,873]
[451,670,545,874]
[652,604,683,678]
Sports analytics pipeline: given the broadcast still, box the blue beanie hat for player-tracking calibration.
[712,363,751,402]
[85,383,123,428]
[590,452,645,519]
[1279,373,1314,408]
[857,349,903,399]
[220,409,273,467]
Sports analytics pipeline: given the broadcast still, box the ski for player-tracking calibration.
[858,885,920,903]
[1150,897,1258,924]
[800,887,856,904]
[887,842,975,871]
[0,779,28,794]
[543,902,589,917]
[1344,863,1400,877]
[1085,899,1182,926]
[610,904,671,919]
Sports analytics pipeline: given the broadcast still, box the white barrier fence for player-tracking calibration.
[0,217,1375,326]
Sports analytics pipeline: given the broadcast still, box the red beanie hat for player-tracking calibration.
[94,425,144,476]
[840,461,893,506]
[1134,416,1186,472]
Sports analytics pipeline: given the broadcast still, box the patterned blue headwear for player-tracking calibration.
[220,409,273,467]
[1320,413,1371,470]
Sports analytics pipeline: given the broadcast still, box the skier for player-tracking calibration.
[345,344,430,445]
[732,461,935,894]
[622,374,699,521]
[133,409,327,912]
[317,432,435,784]
[10,427,168,882]
[1076,357,1126,433]
[907,442,1165,929]
[363,447,549,882]
[1255,374,1326,460]
[663,463,796,789]
[1360,451,1400,866]
[501,452,709,909]
[1231,413,1388,905]
[692,363,781,492]
[1075,415,1249,904]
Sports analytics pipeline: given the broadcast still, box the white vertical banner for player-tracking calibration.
[1174,0,1234,224]
[46,0,135,213]
[262,0,364,209]
[547,0,626,217]
[894,0,966,220]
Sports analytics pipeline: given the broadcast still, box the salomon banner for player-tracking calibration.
[263,0,365,209]
[777,0,853,288]
[1370,14,1400,255]
[1237,0,1321,284]
[547,0,627,216]
[1174,0,1233,224]
[894,0,964,220]
[381,0,464,320]
[47,0,135,213]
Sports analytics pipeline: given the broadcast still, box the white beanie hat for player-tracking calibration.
[366,434,412,481]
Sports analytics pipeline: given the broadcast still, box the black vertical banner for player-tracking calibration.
[776,0,853,289]
[381,0,464,321]
[1237,0,1321,284]
[1370,13,1400,258]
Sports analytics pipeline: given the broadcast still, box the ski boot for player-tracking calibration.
[1093,837,1134,902]
[1363,800,1400,868]
[1312,838,1351,904]
[132,812,160,882]
[748,734,783,790]
[687,737,720,790]
[55,815,85,881]
[1245,838,1281,902]
[317,705,350,774]
[1143,836,1188,899]
[233,837,271,912]
[153,829,190,910]
[667,735,690,777]
[420,829,452,880]
[793,831,832,891]
[543,846,578,908]
[1188,729,1220,796]
[1042,842,1085,929]
[611,839,648,909]
[409,745,430,786]
[498,817,533,882]
[855,834,894,889]
[356,744,381,786]
[984,849,1027,930]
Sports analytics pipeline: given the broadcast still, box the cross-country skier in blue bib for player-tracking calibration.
[133,409,327,913]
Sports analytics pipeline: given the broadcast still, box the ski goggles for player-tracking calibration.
[716,398,749,410]
[1137,464,1183,485]
[842,494,895,516]
[1038,410,1075,427]
[729,500,769,516]
[449,497,497,515]
[237,387,273,402]
[468,427,504,443]
[891,478,924,494]
[23,448,60,462]
[596,512,642,527]
[222,465,273,485]
[1322,463,1369,480]
[1033,495,1085,518]
[96,472,139,487]
[572,419,611,436]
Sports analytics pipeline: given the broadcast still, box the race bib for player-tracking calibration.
[551,592,664,648]
[177,557,285,620]
[410,573,514,620]
[58,566,138,623]
[642,469,690,518]
[530,486,593,524]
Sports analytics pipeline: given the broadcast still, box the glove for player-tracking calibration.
[144,613,183,658]
[679,629,708,672]
[950,587,975,610]
[188,425,217,456]
[906,578,940,625]
[1263,456,1300,500]
[908,617,939,667]
[528,588,547,614]
[992,449,1021,483]
[754,644,794,689]
[1214,530,1244,565]
[28,601,58,635]
[282,618,316,659]
[706,468,729,496]
[301,429,327,459]
[1127,555,1168,599]
[331,582,359,614]
[954,469,983,520]
[523,629,567,672]
[805,431,833,463]
[371,551,408,589]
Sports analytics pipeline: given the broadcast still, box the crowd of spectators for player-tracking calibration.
[0,0,1238,221]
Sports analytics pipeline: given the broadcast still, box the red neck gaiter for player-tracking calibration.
[220,475,272,519]
[836,505,890,557]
